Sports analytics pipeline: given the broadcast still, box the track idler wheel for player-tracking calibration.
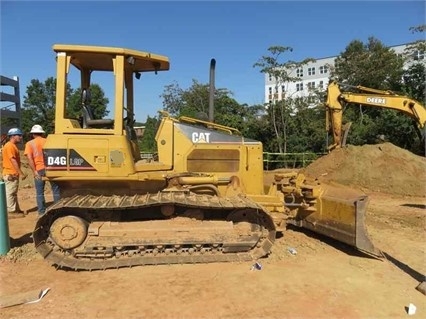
[50,216,88,249]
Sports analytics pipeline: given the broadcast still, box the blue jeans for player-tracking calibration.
[35,169,61,214]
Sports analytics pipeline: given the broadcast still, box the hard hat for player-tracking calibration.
[30,124,45,134]
[7,128,23,136]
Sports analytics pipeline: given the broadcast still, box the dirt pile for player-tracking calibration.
[301,142,426,197]
[0,243,40,264]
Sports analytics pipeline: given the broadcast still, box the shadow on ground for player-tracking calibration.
[10,232,33,248]
[286,225,379,260]
[383,251,425,283]
[401,203,426,209]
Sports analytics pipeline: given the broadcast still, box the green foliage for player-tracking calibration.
[253,46,315,84]
[402,24,426,103]
[253,45,316,153]
[161,80,213,118]
[331,34,425,154]
[160,82,186,116]
[343,109,377,145]
[67,84,109,119]
[138,116,159,153]
[252,32,424,155]
[286,100,327,153]
[160,79,259,134]
[332,37,404,90]
[243,111,275,150]
[402,63,425,102]
[22,78,109,135]
[339,103,423,154]
[234,104,265,139]
[406,24,426,55]
[22,77,69,135]
[376,110,419,149]
[264,99,294,153]
[263,151,322,170]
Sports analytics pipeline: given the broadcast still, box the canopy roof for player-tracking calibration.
[53,44,170,72]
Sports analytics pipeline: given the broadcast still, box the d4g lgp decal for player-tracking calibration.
[44,149,96,171]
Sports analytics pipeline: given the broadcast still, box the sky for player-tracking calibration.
[1,0,425,123]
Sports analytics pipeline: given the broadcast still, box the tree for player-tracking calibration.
[22,77,71,135]
[332,37,404,90]
[400,25,426,154]
[405,24,426,57]
[160,81,187,117]
[253,46,315,153]
[328,37,426,152]
[287,97,327,153]
[160,79,258,133]
[67,84,109,119]
[402,63,425,102]
[22,78,109,135]
[402,25,426,102]
[231,103,265,140]
[138,115,159,153]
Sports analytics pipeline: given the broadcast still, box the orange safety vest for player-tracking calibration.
[24,136,46,171]
[2,141,20,175]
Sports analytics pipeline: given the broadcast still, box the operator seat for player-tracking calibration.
[81,89,114,129]
[124,117,141,161]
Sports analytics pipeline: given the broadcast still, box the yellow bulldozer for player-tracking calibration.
[33,44,380,270]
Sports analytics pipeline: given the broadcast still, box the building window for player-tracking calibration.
[307,82,315,89]
[268,87,272,94]
[275,86,279,93]
[281,85,285,93]
[296,83,304,91]
[319,80,324,88]
[308,67,316,75]
[268,74,272,81]
[296,68,303,77]
[413,50,425,60]
[319,65,328,74]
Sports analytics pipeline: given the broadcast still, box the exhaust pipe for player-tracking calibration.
[209,58,216,122]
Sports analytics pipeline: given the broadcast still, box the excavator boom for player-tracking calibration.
[325,80,426,150]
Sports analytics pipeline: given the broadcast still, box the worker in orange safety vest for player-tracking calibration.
[24,124,60,216]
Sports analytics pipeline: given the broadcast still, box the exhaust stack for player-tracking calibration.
[209,58,216,122]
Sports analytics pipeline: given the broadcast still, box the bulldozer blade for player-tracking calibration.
[294,183,381,257]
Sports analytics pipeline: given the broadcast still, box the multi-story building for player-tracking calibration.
[264,44,425,104]
[1,75,22,147]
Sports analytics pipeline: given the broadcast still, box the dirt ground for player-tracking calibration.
[1,143,425,319]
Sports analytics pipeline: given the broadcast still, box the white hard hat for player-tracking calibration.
[30,124,45,134]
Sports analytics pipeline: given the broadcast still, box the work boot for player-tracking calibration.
[8,211,26,219]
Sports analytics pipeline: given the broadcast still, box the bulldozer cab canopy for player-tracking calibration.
[52,44,169,135]
[53,44,170,73]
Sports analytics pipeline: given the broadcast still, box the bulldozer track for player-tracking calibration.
[33,192,276,270]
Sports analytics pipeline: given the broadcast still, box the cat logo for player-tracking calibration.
[192,132,211,143]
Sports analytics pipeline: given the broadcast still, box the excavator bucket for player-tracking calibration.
[294,183,381,257]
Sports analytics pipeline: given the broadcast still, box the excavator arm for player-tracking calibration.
[325,80,426,150]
